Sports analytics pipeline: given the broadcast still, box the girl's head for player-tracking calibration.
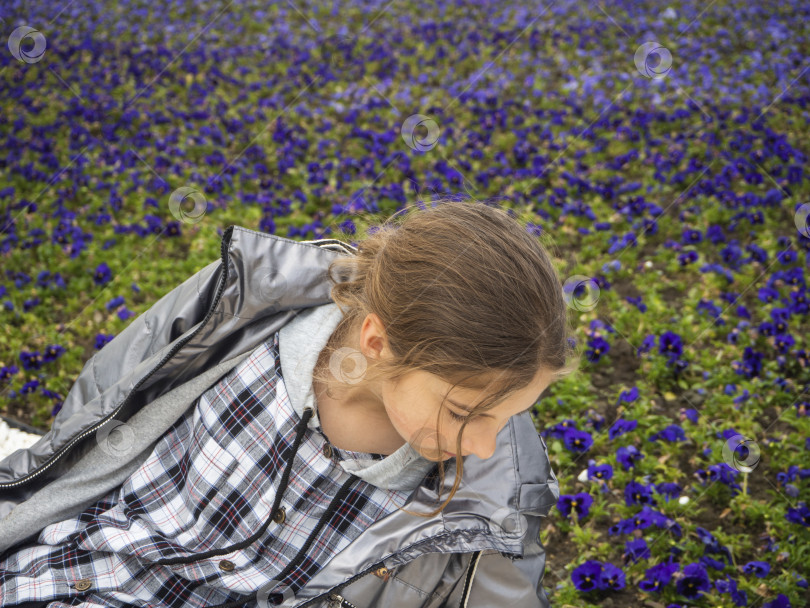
[313,199,579,516]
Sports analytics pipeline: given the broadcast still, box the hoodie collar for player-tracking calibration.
[278,302,437,492]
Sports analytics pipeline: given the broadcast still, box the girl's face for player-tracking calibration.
[333,312,555,462]
[380,364,554,462]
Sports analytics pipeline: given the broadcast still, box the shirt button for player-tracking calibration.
[219,560,235,572]
[74,578,92,591]
[273,506,286,525]
[323,443,333,459]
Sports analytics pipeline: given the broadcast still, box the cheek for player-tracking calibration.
[381,384,416,437]
[382,382,445,444]
[385,400,410,434]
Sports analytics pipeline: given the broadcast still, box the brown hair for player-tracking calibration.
[311,199,579,517]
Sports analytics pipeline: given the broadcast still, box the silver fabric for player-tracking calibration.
[0,226,559,607]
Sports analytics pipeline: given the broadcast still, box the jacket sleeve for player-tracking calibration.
[0,254,225,514]
[48,258,223,429]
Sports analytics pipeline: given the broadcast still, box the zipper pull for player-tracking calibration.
[327,593,359,608]
[326,593,346,608]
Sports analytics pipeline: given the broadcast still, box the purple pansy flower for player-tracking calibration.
[599,562,625,590]
[716,576,748,607]
[609,417,638,440]
[571,560,602,592]
[563,428,593,452]
[587,463,614,482]
[623,538,650,564]
[742,560,771,578]
[649,424,686,442]
[557,492,594,520]
[638,560,679,593]
[654,482,682,501]
[616,445,645,470]
[675,562,711,600]
[762,594,791,608]
[625,480,656,506]
[785,502,810,527]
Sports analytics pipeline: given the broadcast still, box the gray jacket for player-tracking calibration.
[0,225,559,608]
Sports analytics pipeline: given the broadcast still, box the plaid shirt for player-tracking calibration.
[0,330,417,608]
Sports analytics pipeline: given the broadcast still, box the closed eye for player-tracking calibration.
[448,409,469,423]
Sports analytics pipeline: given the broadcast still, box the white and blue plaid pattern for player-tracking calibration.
[0,332,412,608]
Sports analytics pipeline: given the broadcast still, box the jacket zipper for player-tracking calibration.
[458,550,483,608]
[296,561,385,608]
[0,225,236,490]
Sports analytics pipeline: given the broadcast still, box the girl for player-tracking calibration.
[0,200,578,607]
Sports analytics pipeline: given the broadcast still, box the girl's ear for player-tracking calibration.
[360,313,392,361]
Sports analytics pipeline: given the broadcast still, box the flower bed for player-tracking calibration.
[1,0,808,605]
